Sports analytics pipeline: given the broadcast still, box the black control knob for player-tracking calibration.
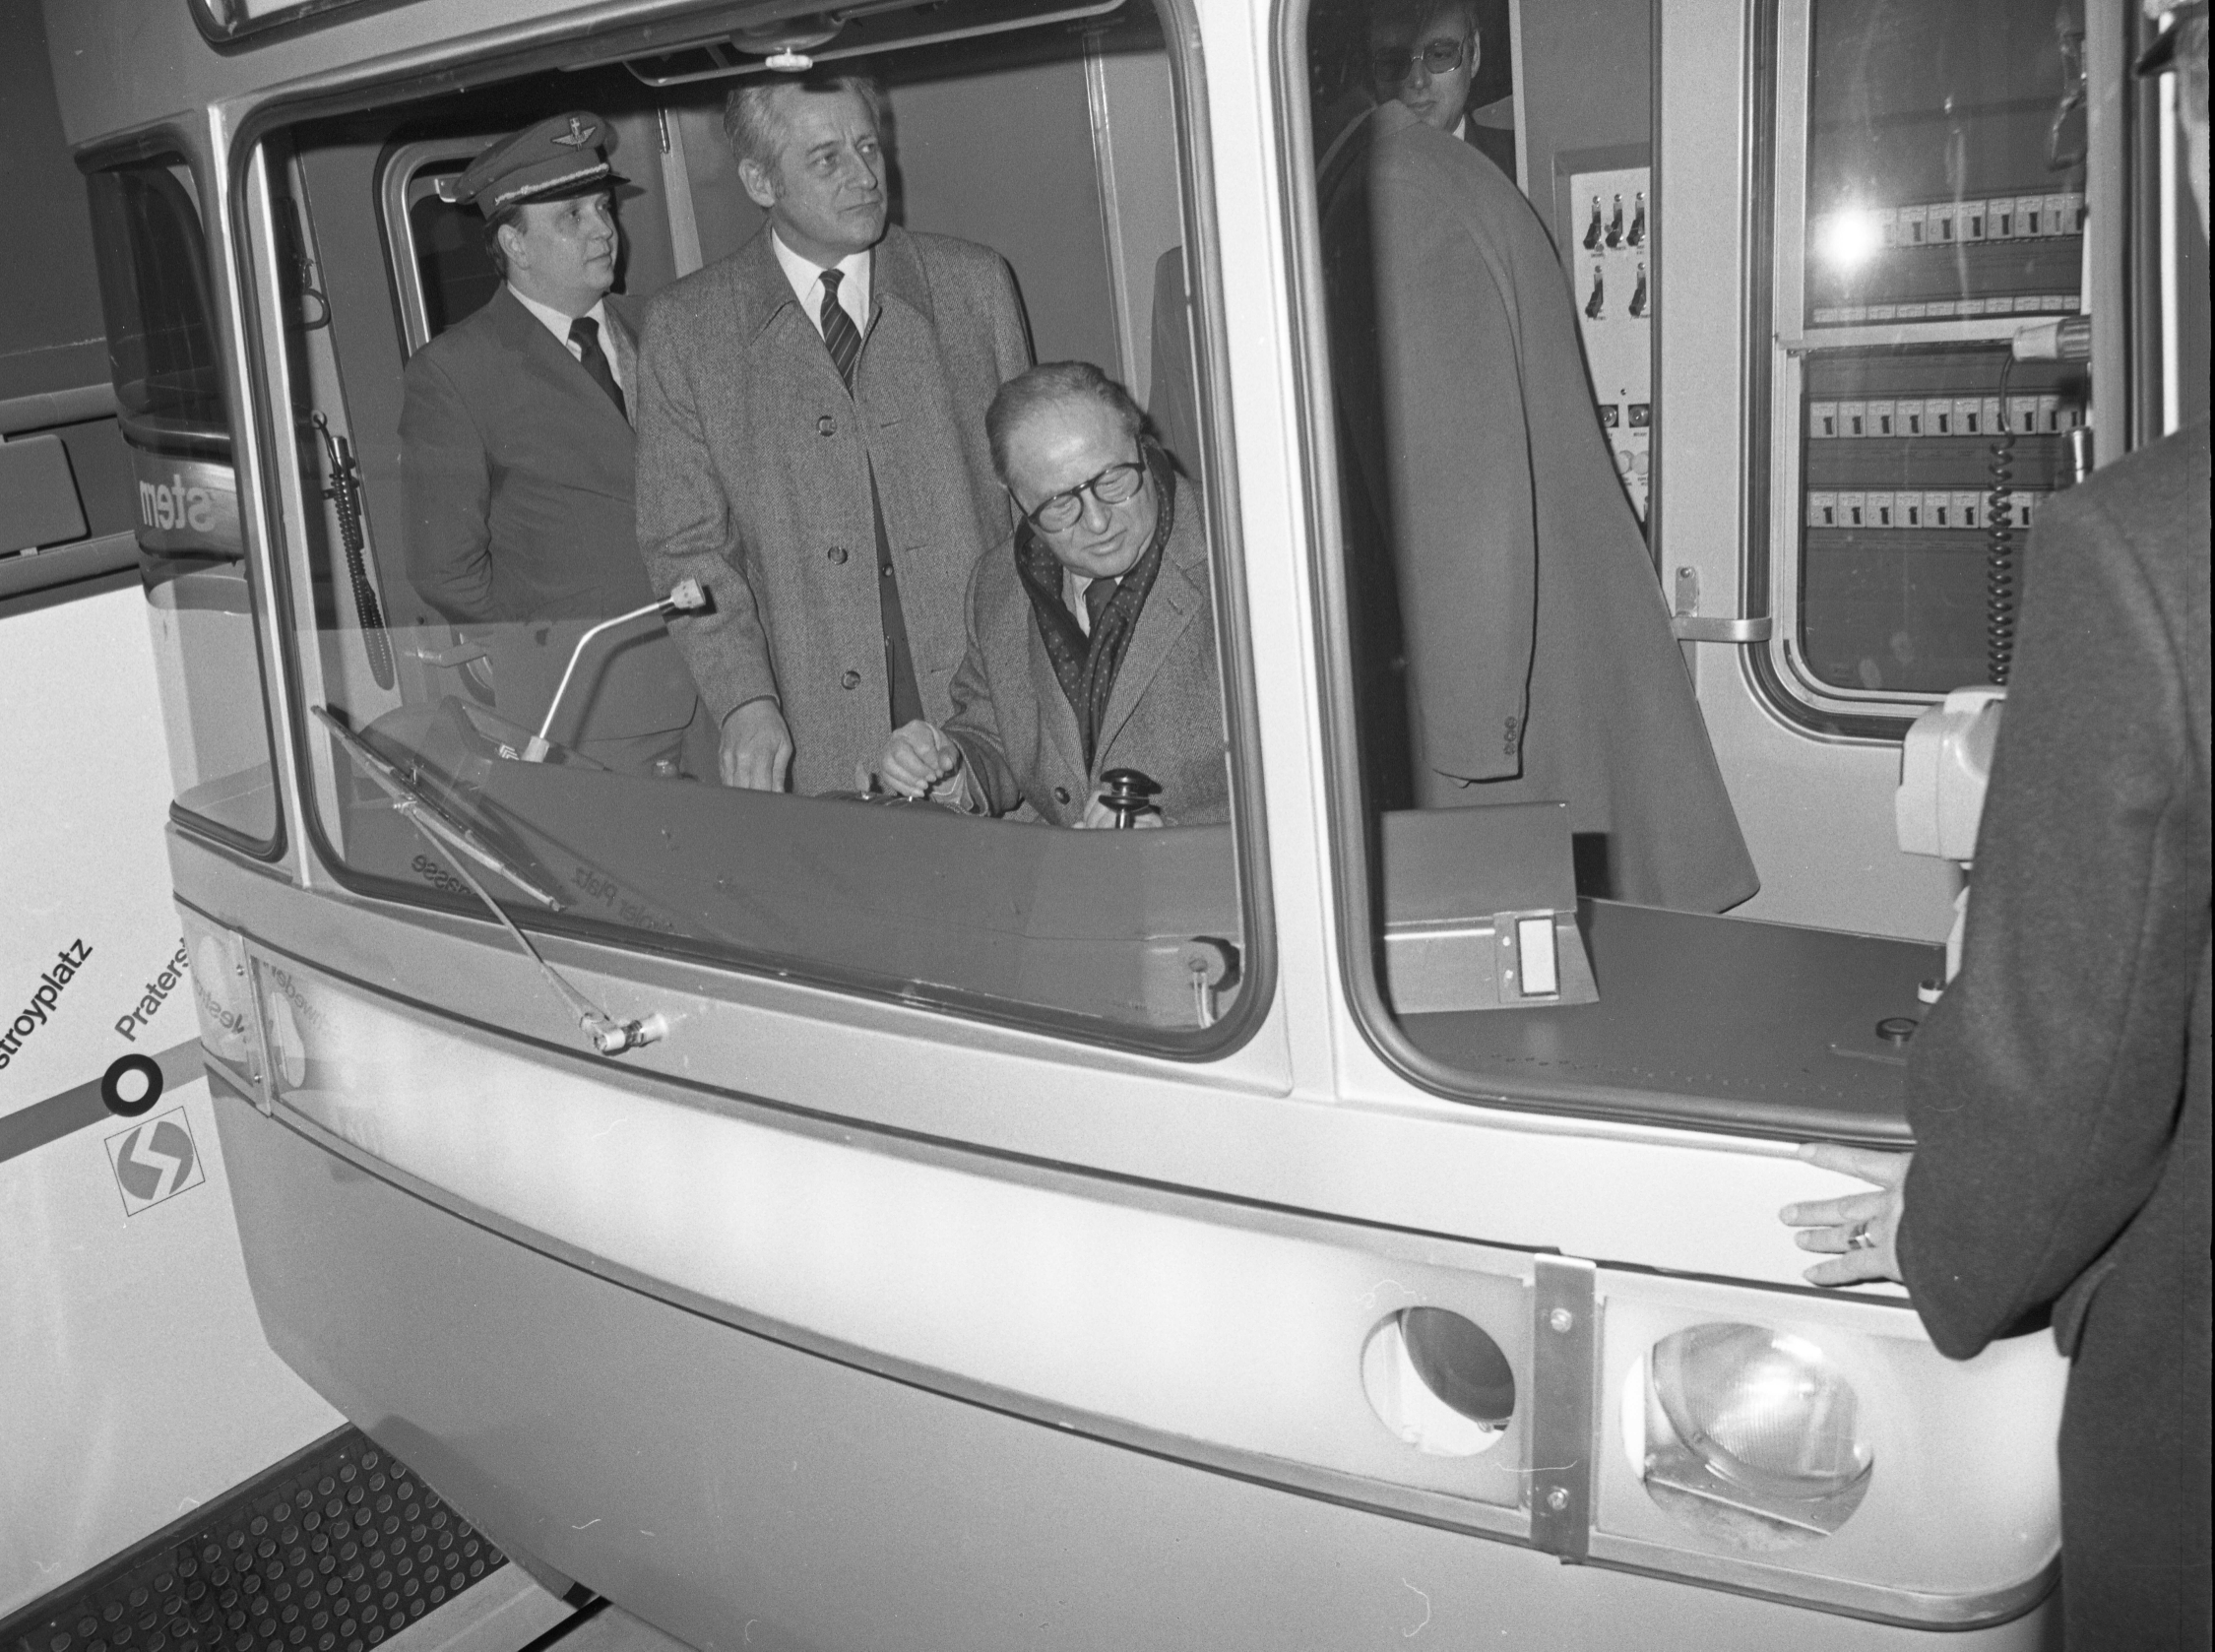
[1097,768,1163,829]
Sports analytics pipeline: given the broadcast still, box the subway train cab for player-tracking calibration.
[15,0,2205,1644]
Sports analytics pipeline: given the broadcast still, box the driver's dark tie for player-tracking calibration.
[567,316,626,420]
[818,269,864,390]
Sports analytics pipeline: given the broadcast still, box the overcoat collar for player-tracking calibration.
[1094,499,1208,759]
[729,222,936,346]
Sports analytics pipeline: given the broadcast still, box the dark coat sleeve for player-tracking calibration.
[398,344,497,624]
[942,561,1027,817]
[1898,438,2213,1361]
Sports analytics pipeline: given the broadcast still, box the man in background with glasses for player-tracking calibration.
[1362,0,1515,178]
[863,362,1230,829]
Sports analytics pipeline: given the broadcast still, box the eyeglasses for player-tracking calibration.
[1370,35,1470,83]
[1015,458,1148,532]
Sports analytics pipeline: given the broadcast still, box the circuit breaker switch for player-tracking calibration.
[1585,265,1605,320]
[1582,194,1605,249]
[1627,190,1648,247]
[1628,262,1649,318]
[1605,193,1625,248]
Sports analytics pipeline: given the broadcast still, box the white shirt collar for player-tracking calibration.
[770,229,872,339]
[507,286,624,402]
[508,286,606,347]
[1452,114,1468,142]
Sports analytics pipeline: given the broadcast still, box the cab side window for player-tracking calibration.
[87,155,283,851]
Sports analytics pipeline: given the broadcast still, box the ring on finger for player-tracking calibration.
[1846,1220,1877,1251]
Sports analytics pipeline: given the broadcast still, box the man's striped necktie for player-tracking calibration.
[819,268,863,391]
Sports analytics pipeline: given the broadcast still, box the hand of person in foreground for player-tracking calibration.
[1780,1142,1911,1286]
[720,698,792,791]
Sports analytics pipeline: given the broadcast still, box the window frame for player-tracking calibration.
[81,130,291,862]
[227,0,1277,1062]
[1276,0,1940,1133]
[379,142,499,355]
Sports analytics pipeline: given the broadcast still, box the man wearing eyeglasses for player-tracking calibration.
[862,362,1230,829]
[1363,0,1515,178]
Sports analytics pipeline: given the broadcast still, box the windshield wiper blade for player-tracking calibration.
[313,706,665,1055]
[314,704,561,908]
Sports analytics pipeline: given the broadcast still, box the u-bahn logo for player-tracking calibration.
[104,1108,207,1216]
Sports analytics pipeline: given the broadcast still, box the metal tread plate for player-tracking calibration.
[1,1428,507,1652]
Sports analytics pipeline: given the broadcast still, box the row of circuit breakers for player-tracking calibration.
[1805,485,2041,533]
[1804,391,2077,533]
[1809,190,2085,325]
[1810,394,2085,441]
[1813,189,2085,250]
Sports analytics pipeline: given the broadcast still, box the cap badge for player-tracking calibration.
[552,117,597,149]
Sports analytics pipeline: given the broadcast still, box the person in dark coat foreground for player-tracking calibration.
[1783,24,2209,1644]
[1321,91,1755,912]
[634,77,1030,797]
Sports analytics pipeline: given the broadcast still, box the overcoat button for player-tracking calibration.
[827,545,850,564]
[841,669,861,689]
[816,414,837,436]
[1053,786,1071,804]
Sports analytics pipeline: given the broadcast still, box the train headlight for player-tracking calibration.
[1638,1321,1872,1545]
[1361,1306,1514,1457]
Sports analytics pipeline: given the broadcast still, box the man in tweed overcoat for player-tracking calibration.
[636,76,1031,795]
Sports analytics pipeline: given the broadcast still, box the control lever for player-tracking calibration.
[1581,195,1605,250]
[1626,190,1647,248]
[1604,193,1625,248]
[1097,767,1162,828]
[526,580,709,762]
[1584,265,1606,320]
[1628,263,1649,319]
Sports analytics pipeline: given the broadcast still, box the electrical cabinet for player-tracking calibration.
[1766,0,2097,711]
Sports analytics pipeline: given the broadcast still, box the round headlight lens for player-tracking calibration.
[1641,1322,1872,1545]
[1361,1307,1514,1457]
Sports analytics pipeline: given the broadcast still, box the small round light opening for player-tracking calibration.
[1631,1322,1873,1550]
[1361,1307,1514,1457]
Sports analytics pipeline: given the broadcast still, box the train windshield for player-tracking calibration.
[257,1,1253,1045]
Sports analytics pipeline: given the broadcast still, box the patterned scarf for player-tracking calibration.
[1013,447,1176,772]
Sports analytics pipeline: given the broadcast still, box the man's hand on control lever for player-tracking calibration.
[864,720,966,801]
[721,698,793,791]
